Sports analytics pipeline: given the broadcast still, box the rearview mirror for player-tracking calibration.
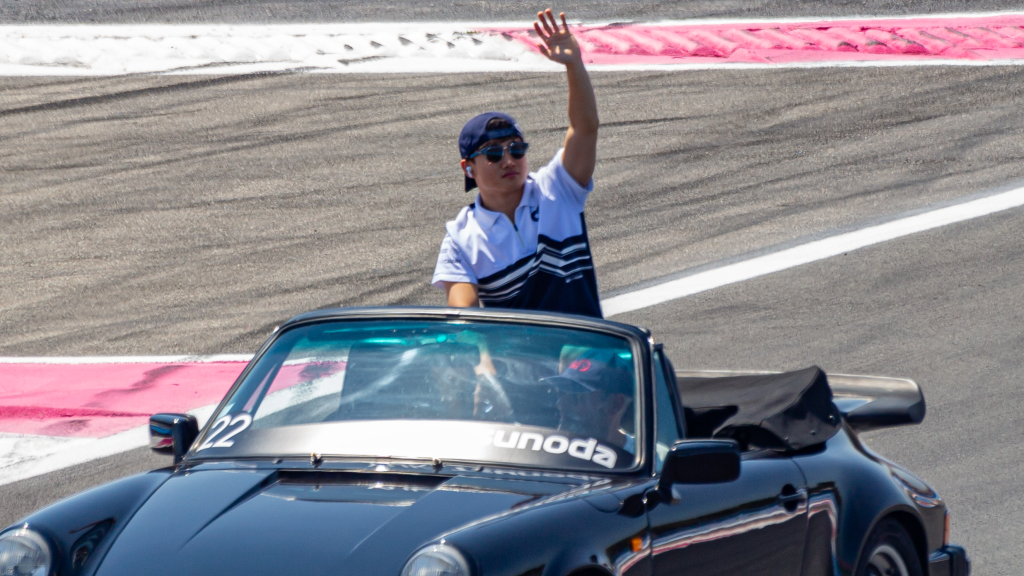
[149,413,199,464]
[659,439,740,496]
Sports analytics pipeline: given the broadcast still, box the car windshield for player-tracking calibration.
[192,319,642,472]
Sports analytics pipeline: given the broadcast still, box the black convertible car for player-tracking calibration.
[1,307,968,576]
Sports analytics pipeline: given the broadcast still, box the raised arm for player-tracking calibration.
[534,9,599,188]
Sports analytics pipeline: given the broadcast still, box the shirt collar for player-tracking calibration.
[473,181,538,230]
[472,193,500,229]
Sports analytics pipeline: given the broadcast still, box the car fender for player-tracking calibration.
[855,458,947,573]
[2,468,174,576]
[446,491,651,576]
[791,428,938,576]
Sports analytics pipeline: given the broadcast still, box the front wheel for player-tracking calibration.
[856,519,924,576]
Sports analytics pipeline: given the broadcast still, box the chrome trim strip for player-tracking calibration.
[807,492,841,576]
[651,501,802,555]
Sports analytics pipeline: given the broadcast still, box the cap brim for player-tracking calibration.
[464,175,477,192]
[541,375,598,394]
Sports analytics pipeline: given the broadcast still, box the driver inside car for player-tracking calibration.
[542,351,635,451]
[443,331,634,447]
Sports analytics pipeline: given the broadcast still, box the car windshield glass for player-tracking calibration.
[194,319,641,471]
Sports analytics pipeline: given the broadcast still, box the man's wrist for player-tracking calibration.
[565,58,587,72]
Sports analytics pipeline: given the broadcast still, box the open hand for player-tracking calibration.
[534,9,583,65]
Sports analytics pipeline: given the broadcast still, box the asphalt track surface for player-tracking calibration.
[2,0,1024,23]
[3,55,1024,576]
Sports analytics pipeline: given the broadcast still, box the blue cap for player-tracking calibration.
[459,112,524,191]
[542,351,633,396]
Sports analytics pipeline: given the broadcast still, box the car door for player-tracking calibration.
[647,348,809,576]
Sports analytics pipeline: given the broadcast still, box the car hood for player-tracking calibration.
[95,466,586,576]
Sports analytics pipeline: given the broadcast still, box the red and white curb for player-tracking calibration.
[4,13,1024,75]
[499,12,1024,65]
[0,356,249,485]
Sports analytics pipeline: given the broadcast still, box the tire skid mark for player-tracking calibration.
[0,73,266,117]
[0,406,152,418]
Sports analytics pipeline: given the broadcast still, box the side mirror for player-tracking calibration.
[149,413,199,464]
[659,439,740,496]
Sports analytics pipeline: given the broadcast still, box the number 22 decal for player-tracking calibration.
[197,413,252,451]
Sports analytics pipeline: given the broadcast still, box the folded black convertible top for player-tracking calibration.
[675,366,842,451]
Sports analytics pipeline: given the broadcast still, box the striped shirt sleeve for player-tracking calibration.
[431,233,477,288]
[533,148,595,212]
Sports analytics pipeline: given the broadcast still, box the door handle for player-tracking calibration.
[778,487,807,511]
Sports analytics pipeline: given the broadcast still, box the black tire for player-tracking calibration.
[855,518,924,576]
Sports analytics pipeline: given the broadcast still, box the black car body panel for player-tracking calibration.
[11,470,173,575]
[3,307,967,576]
[791,428,937,575]
[93,467,590,576]
[648,451,808,576]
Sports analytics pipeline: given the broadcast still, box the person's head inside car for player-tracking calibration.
[543,351,635,450]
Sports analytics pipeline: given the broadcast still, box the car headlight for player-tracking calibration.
[401,543,470,576]
[0,528,52,576]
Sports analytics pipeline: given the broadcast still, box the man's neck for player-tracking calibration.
[478,186,524,225]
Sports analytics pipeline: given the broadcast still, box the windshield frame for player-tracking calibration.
[185,307,654,475]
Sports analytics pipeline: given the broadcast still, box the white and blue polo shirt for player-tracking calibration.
[432,150,603,318]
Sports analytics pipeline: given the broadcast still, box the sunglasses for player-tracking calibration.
[468,141,530,163]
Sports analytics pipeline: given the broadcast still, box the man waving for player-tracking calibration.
[431,9,603,318]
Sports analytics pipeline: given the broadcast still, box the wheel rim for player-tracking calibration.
[866,544,910,576]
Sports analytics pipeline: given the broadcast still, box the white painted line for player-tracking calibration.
[0,433,94,472]
[0,428,148,486]
[602,186,1024,317]
[0,354,252,364]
